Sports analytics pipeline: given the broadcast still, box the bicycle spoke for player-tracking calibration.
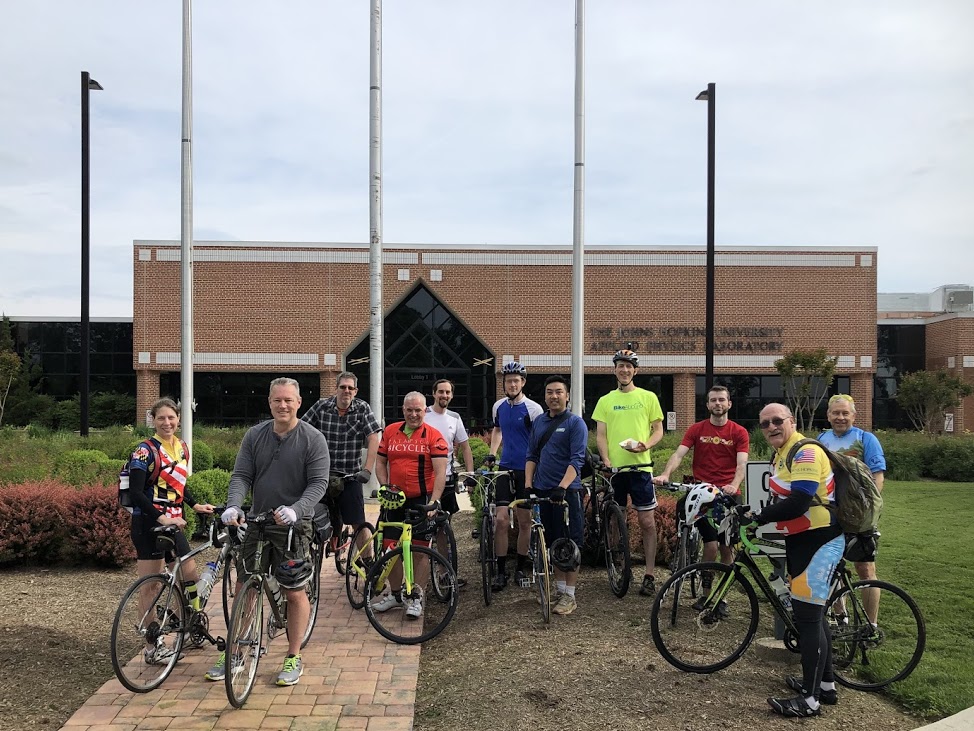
[111,575,185,693]
[225,581,264,708]
[480,513,495,607]
[345,522,376,610]
[604,502,631,598]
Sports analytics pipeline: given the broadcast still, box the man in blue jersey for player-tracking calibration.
[485,361,544,590]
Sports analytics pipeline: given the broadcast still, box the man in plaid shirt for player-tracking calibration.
[301,372,382,550]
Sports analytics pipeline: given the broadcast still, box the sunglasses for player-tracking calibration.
[338,385,357,391]
[759,416,789,429]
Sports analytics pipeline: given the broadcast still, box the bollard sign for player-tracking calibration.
[743,461,786,557]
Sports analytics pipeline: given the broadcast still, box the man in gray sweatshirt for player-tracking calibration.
[209,377,330,687]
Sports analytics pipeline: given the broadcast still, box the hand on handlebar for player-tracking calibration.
[352,469,372,484]
[652,474,670,486]
[463,476,477,490]
[274,506,298,526]
[193,503,215,515]
[549,487,566,503]
[158,514,186,529]
[221,506,246,526]
[484,454,497,468]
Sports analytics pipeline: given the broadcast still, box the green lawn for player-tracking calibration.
[876,480,974,718]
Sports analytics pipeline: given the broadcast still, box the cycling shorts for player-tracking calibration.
[382,496,438,545]
[440,474,460,516]
[786,529,844,606]
[844,531,880,563]
[496,470,530,507]
[612,469,657,511]
[131,514,191,562]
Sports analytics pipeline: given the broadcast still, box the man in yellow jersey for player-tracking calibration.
[592,349,664,597]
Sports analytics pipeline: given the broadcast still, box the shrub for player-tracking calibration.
[90,392,137,427]
[52,399,81,432]
[749,426,773,460]
[191,440,214,471]
[63,485,136,567]
[186,468,231,507]
[925,438,974,482]
[211,442,239,471]
[883,440,925,481]
[53,449,116,487]
[624,492,678,570]
[467,433,492,467]
[0,481,74,565]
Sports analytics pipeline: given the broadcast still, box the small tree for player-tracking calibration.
[0,317,20,426]
[775,348,837,433]
[896,370,974,434]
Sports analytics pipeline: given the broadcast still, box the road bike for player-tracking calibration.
[508,494,569,624]
[458,468,513,607]
[582,464,633,597]
[650,498,925,690]
[363,497,458,644]
[111,514,238,693]
[224,512,322,707]
[658,481,712,600]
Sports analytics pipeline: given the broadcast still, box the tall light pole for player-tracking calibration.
[696,83,716,401]
[369,0,384,423]
[81,71,103,437]
[180,0,195,465]
[570,0,585,416]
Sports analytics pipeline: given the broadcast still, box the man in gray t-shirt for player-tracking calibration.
[214,377,329,688]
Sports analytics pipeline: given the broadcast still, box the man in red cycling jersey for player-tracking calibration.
[373,391,448,620]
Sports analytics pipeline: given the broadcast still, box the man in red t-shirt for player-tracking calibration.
[654,385,750,567]
[373,391,448,619]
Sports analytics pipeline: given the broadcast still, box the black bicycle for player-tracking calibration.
[583,461,632,598]
[458,468,513,607]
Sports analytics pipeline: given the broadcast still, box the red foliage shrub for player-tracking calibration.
[625,493,678,571]
[0,481,74,565]
[64,485,136,567]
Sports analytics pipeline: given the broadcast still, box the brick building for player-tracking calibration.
[132,240,908,431]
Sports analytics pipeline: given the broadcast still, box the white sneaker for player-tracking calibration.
[405,594,424,620]
[371,593,404,612]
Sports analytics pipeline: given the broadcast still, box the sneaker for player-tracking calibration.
[692,595,709,612]
[204,651,226,680]
[767,695,821,718]
[371,593,404,613]
[639,575,656,597]
[491,573,508,592]
[786,676,838,705]
[715,600,730,618]
[405,594,424,620]
[276,654,303,686]
[455,576,468,589]
[515,569,529,588]
[144,644,181,666]
[552,594,577,616]
[539,591,563,606]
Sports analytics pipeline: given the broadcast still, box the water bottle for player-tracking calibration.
[269,577,283,608]
[769,572,792,610]
[118,468,134,514]
[197,560,219,601]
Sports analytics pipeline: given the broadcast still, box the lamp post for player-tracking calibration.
[81,71,103,437]
[696,83,716,401]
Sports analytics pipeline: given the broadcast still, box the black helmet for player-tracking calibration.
[276,558,313,589]
[550,538,581,572]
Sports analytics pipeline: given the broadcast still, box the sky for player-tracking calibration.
[1,1,972,318]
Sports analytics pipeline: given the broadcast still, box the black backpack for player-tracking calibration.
[785,438,883,534]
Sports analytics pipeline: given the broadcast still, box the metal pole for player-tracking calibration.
[699,83,716,395]
[570,0,585,416]
[80,71,101,437]
[180,0,195,466]
[369,0,384,424]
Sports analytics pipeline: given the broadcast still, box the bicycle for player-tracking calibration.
[583,463,633,598]
[658,481,711,599]
[507,494,569,624]
[457,468,513,607]
[320,473,365,576]
[363,490,459,644]
[650,498,926,690]
[110,514,238,693]
[224,511,322,707]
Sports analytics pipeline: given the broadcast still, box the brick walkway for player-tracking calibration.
[61,553,419,730]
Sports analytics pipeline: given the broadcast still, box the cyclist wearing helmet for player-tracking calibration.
[592,348,664,597]
[216,377,330,687]
[524,375,588,615]
[487,360,544,590]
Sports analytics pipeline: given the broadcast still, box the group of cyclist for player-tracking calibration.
[126,354,886,715]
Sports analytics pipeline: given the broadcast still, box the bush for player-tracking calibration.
[90,392,137,427]
[52,449,117,487]
[210,442,239,471]
[623,492,678,571]
[925,438,974,482]
[883,440,925,481]
[467,433,492,467]
[191,440,214,471]
[186,468,231,507]
[0,481,74,565]
[52,399,81,432]
[63,485,136,566]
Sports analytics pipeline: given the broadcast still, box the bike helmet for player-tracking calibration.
[501,361,527,376]
[376,484,406,510]
[550,537,581,572]
[276,557,312,589]
[612,349,639,367]
[684,483,721,523]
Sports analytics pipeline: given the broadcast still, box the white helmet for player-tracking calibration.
[684,484,722,523]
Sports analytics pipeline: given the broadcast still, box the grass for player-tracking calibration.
[877,479,974,718]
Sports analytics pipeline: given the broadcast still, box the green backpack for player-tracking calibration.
[785,438,883,535]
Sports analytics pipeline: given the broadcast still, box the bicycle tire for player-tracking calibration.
[295,537,323,649]
[225,578,264,708]
[222,555,240,631]
[344,522,376,610]
[333,525,353,575]
[431,518,458,602]
[687,528,702,597]
[111,574,186,693]
[480,512,496,607]
[827,579,926,691]
[533,527,551,624]
[604,502,631,598]
[364,545,458,644]
[582,492,602,567]
[650,562,759,673]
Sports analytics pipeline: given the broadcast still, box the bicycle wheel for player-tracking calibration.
[111,574,186,693]
[650,562,759,673]
[222,555,240,630]
[345,522,376,610]
[827,579,925,691]
[364,545,458,644]
[604,502,631,598]
[225,578,265,708]
[581,493,602,567]
[480,512,496,607]
[432,519,458,602]
[333,525,353,575]
[295,538,323,649]
[532,527,551,624]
